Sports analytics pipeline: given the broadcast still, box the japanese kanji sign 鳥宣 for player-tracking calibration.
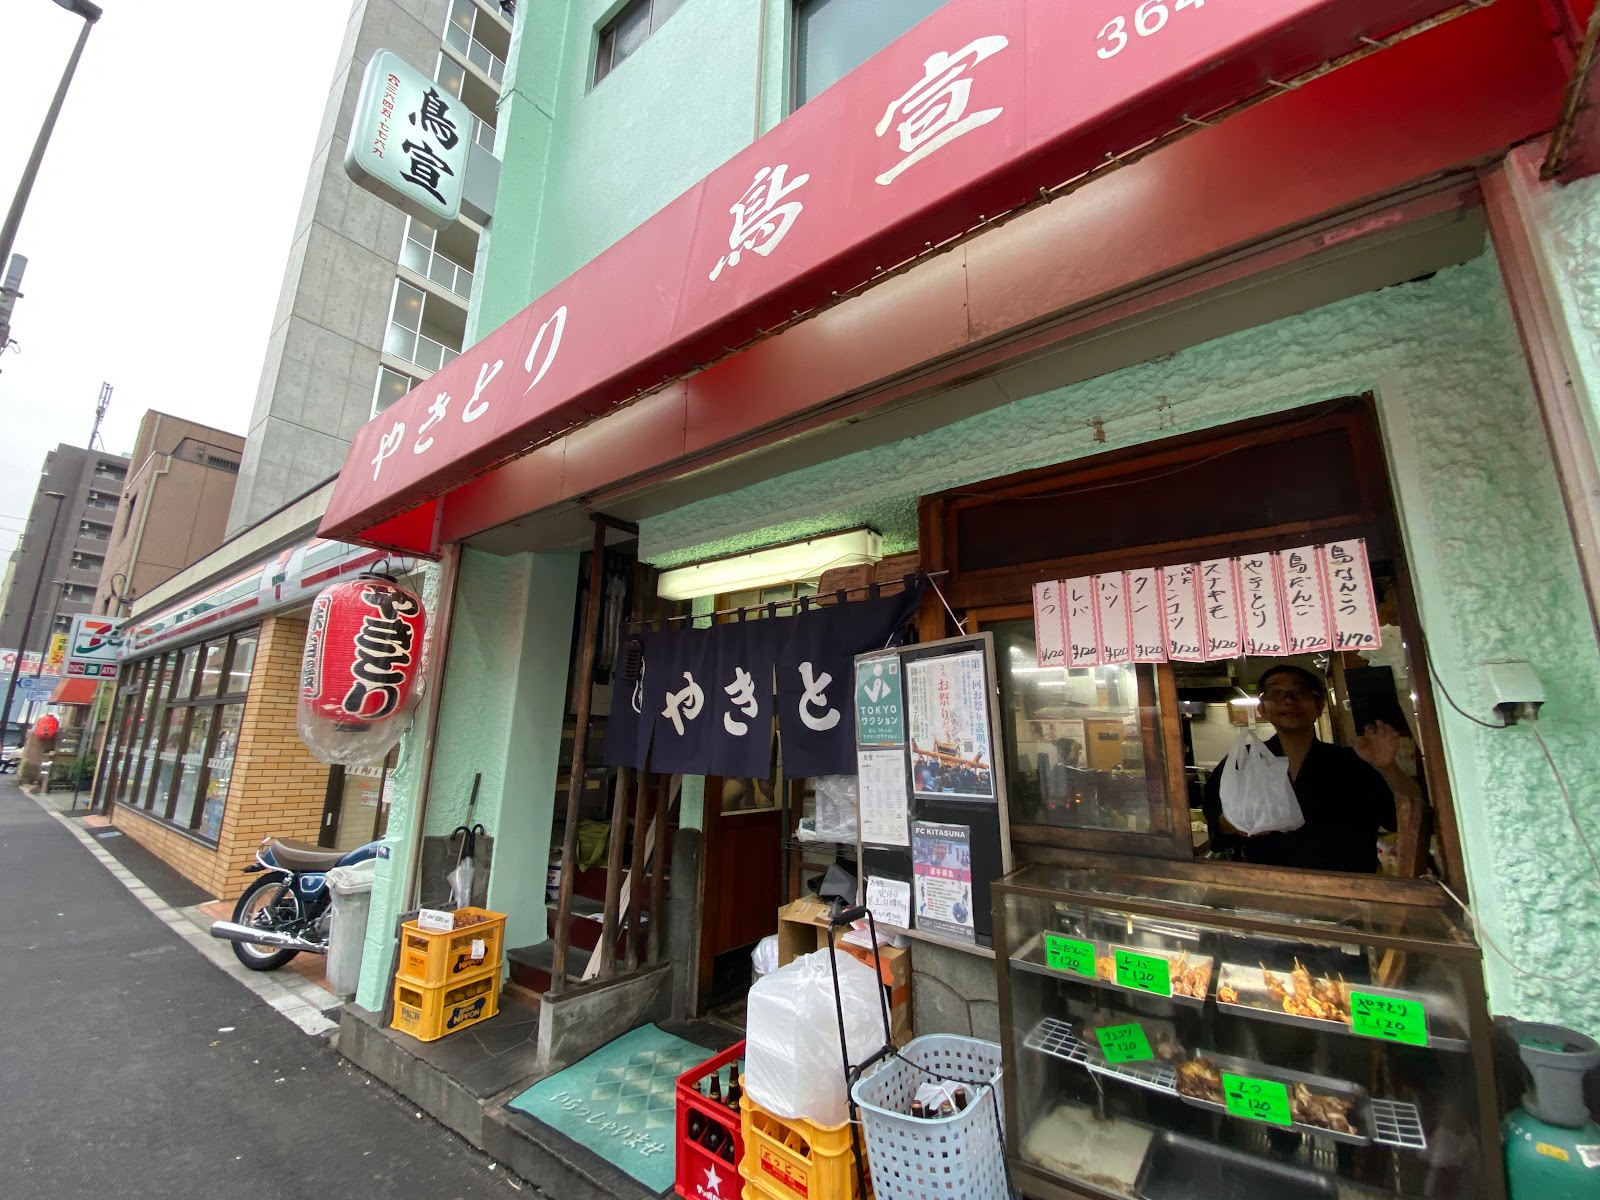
[344,49,469,226]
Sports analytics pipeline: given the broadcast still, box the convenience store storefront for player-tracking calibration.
[321,1,1600,1195]
[95,537,414,899]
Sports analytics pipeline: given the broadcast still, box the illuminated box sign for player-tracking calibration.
[344,49,470,227]
[65,615,124,678]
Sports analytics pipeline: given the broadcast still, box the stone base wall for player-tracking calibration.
[908,940,1001,1043]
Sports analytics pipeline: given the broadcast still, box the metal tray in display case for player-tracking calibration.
[1214,961,1470,1051]
[1174,1052,1374,1147]
[1133,1131,1339,1200]
[1012,932,1214,1008]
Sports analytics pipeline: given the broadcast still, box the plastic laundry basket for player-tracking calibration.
[850,1034,1008,1200]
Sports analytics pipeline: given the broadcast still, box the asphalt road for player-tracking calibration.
[0,781,524,1200]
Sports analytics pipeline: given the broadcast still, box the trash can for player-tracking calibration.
[325,859,377,998]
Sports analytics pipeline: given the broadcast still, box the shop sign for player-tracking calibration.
[344,50,469,227]
[65,615,123,678]
[297,574,429,766]
[123,538,382,659]
[43,634,67,675]
[322,0,1474,550]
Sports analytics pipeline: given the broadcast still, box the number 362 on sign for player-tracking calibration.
[1097,0,1205,60]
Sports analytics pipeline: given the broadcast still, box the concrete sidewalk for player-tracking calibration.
[0,779,525,1200]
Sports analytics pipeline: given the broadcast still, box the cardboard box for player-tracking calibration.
[775,898,912,1044]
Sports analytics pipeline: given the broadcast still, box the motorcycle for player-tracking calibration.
[209,836,380,971]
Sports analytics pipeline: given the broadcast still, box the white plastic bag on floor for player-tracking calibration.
[745,947,884,1127]
[1218,731,1304,836]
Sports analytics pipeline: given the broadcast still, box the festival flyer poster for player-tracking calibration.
[906,651,996,802]
[912,822,975,944]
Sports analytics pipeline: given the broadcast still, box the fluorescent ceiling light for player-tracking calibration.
[656,529,882,601]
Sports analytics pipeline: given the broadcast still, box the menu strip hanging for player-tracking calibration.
[1280,545,1334,653]
[1199,558,1244,661]
[1032,580,1067,669]
[1238,552,1287,656]
[1162,564,1206,662]
[1128,567,1168,663]
[1325,539,1382,651]
[1025,542,1381,665]
[1095,572,1134,666]
[1065,576,1101,668]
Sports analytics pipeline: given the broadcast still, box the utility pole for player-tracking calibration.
[0,2,103,277]
[87,382,111,450]
[0,254,25,367]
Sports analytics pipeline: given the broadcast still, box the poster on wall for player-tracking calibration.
[1095,572,1133,666]
[1128,568,1167,662]
[1200,558,1244,661]
[906,650,996,802]
[854,653,906,747]
[1064,576,1100,668]
[913,822,976,944]
[865,875,912,930]
[1162,564,1206,662]
[858,748,911,847]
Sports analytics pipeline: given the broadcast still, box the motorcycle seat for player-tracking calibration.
[269,838,348,872]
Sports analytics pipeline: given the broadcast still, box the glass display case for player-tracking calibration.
[993,864,1502,1200]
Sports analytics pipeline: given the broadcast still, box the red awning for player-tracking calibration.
[49,678,101,705]
[321,0,1510,552]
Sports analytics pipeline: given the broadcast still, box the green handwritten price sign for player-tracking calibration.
[1044,934,1095,977]
[1349,991,1428,1047]
[1094,1023,1153,1064]
[1222,1072,1292,1127]
[1114,949,1172,997]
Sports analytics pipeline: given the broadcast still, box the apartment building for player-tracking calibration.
[224,0,513,536]
[93,412,246,617]
[0,444,129,665]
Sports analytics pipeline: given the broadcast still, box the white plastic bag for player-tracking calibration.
[745,947,885,1127]
[813,774,860,842]
[1217,731,1304,836]
[751,934,780,980]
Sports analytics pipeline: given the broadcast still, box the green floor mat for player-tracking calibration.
[508,1023,713,1193]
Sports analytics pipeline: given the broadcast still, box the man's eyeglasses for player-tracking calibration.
[1261,686,1320,703]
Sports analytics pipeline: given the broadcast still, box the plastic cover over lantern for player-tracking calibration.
[297,573,428,766]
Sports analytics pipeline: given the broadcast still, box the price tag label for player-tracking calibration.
[1222,1072,1292,1127]
[1094,1023,1153,1064]
[1349,991,1428,1047]
[1114,949,1172,997]
[1044,934,1095,977]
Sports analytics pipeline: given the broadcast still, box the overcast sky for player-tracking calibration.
[0,2,349,559]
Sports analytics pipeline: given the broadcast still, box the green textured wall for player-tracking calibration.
[355,548,579,1006]
[638,250,1600,1035]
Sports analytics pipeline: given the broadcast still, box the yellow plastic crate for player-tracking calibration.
[396,907,506,986]
[391,962,500,1042]
[738,1084,868,1200]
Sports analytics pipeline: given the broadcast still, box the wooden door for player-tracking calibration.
[697,776,783,1008]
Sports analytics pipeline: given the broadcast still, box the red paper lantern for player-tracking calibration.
[298,573,427,765]
[33,714,59,742]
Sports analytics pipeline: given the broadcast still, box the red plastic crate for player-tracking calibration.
[676,1040,746,1200]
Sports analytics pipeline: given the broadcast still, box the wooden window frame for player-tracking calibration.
[915,397,1468,893]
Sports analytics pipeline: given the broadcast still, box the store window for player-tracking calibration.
[594,0,688,85]
[102,627,259,844]
[792,0,949,108]
[928,400,1449,884]
[323,746,398,851]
